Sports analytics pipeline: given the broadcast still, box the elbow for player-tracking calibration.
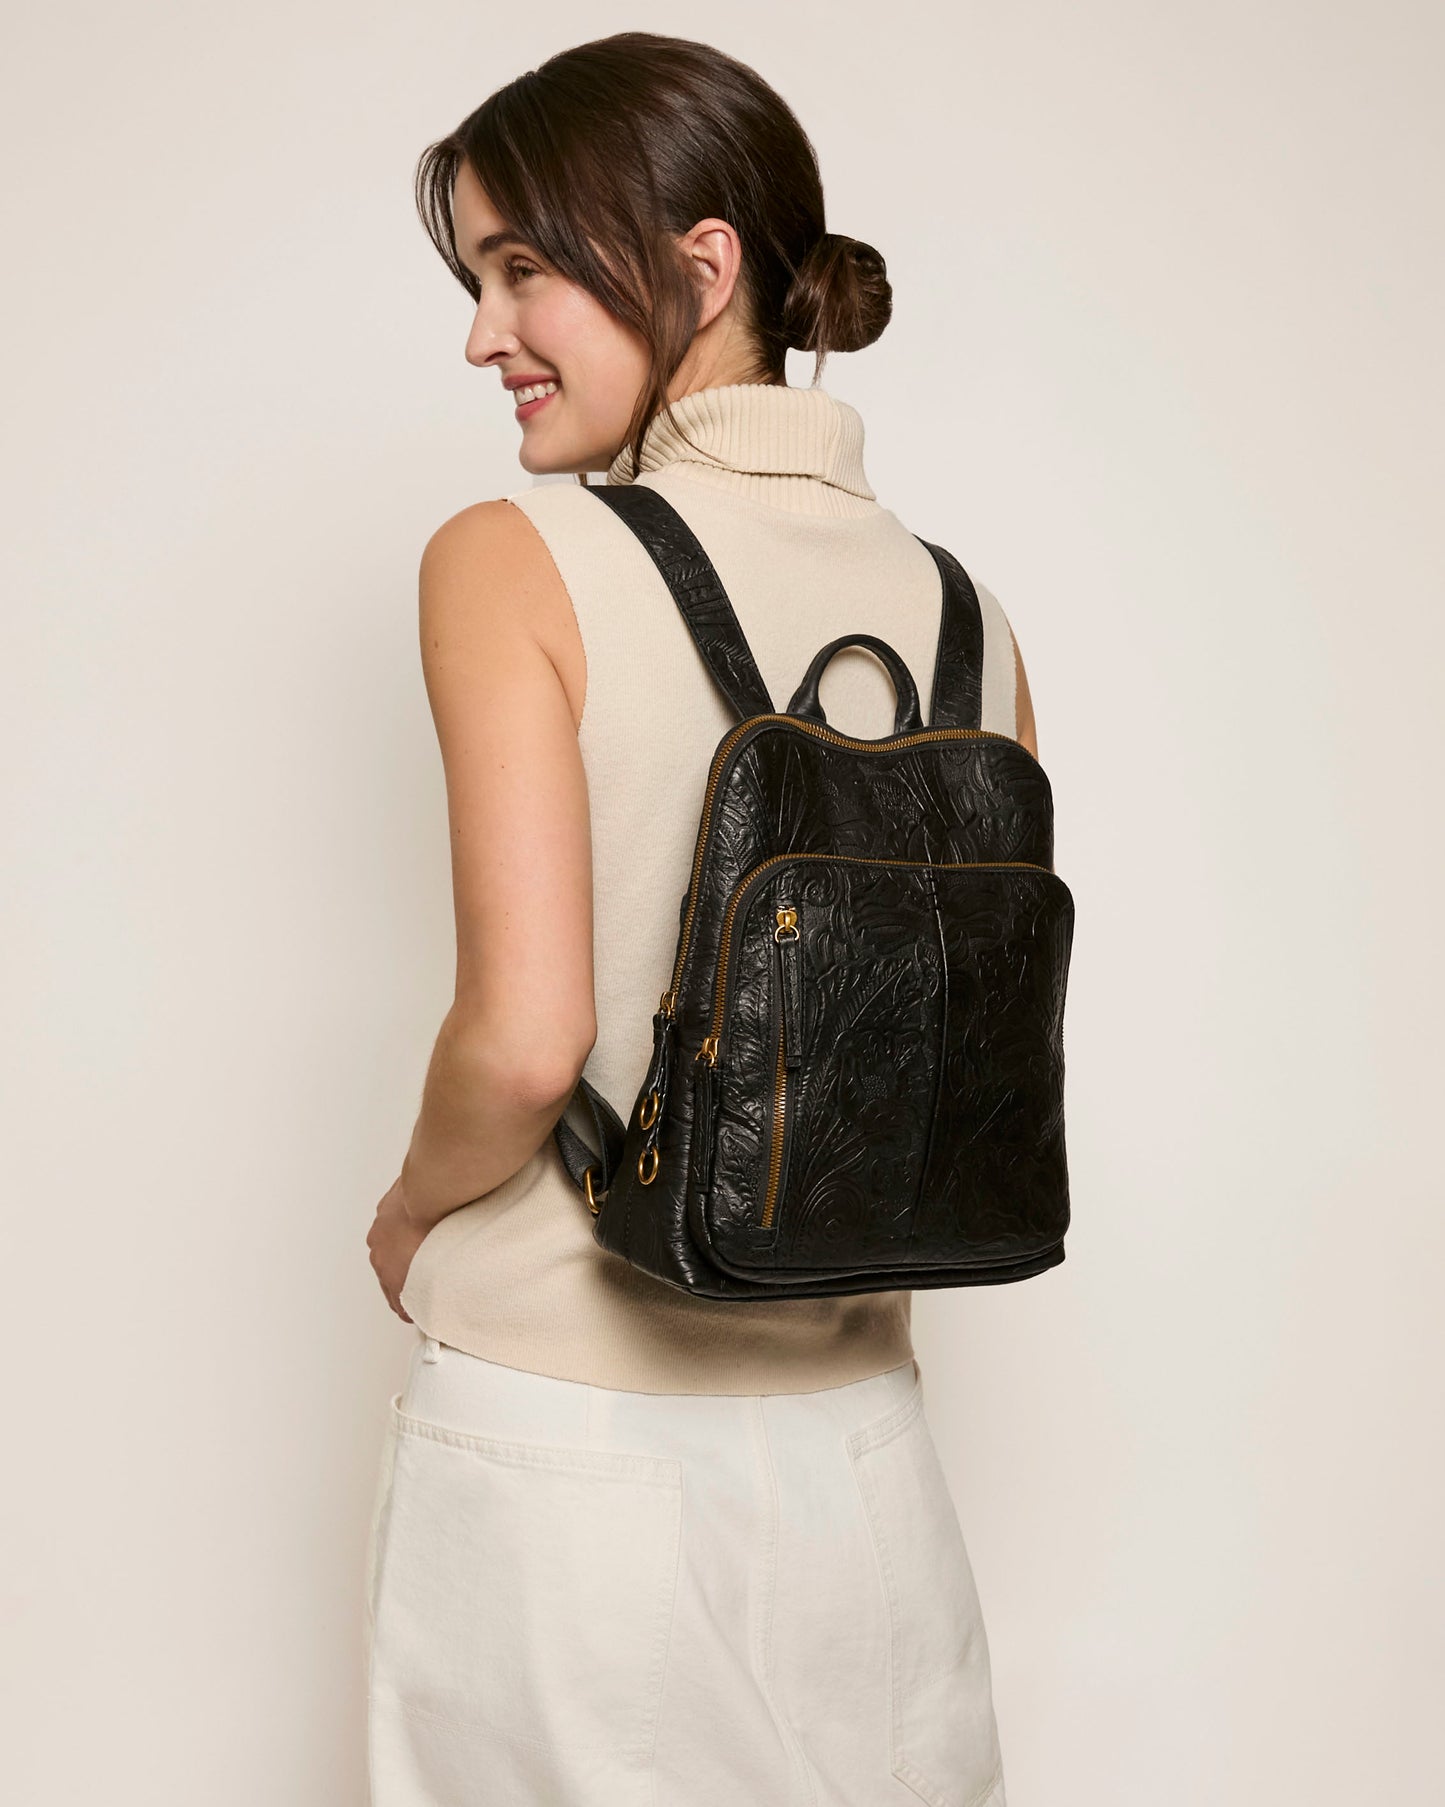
[449,1009,595,1114]
[517,1038,594,1115]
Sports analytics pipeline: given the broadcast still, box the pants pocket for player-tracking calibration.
[369,1393,682,1782]
[846,1375,1005,1807]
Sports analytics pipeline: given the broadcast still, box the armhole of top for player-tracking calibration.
[501,485,590,735]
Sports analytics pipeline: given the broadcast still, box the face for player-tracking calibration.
[452,160,652,477]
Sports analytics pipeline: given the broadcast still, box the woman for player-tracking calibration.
[364,30,1035,1807]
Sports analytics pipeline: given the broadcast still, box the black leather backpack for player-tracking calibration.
[552,482,1075,1301]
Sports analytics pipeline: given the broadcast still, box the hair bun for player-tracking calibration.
[782,231,892,357]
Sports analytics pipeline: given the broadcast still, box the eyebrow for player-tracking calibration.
[471,231,533,258]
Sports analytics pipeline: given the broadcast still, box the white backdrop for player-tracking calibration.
[3,4,1441,1801]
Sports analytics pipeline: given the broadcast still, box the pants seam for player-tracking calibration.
[753,1396,819,1807]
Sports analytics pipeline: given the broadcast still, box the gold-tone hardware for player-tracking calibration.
[638,1145,660,1185]
[695,1033,719,1068]
[638,1089,659,1130]
[659,989,676,1017]
[583,1165,606,1216]
[661,716,1020,1025]
[774,905,798,942]
[708,854,1055,1056]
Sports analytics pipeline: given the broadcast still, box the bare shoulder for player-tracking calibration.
[1012,634,1038,762]
[418,497,585,730]
[973,574,1040,762]
[420,497,558,606]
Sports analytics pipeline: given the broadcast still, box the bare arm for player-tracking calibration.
[398,499,595,1232]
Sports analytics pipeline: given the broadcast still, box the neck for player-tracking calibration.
[604,382,880,519]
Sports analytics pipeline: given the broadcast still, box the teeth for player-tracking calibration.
[515,382,559,404]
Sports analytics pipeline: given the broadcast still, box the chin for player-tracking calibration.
[519,444,583,481]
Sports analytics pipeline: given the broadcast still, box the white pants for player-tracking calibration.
[365,1332,1007,1807]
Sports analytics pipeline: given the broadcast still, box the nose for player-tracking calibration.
[465,296,520,371]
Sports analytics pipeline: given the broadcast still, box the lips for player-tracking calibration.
[514,385,558,420]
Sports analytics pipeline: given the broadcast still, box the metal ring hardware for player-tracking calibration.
[638,1089,659,1130]
[583,1165,606,1217]
[638,1146,659,1185]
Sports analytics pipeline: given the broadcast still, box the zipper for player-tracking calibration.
[776,905,802,1069]
[658,714,1021,1028]
[697,852,1057,1068]
[761,903,801,1229]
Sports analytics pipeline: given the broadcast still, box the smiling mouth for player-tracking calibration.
[514,384,560,419]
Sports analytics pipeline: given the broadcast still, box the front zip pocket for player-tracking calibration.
[699,853,1073,1277]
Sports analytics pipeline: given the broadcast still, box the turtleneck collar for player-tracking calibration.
[604,382,879,519]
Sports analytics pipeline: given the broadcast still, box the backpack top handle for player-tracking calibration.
[784,632,925,736]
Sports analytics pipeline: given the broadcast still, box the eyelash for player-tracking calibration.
[505,258,540,283]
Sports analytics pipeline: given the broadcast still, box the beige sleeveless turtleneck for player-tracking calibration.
[399,382,1022,1395]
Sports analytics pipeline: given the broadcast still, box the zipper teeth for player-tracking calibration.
[665,716,1011,1012]
[709,853,1054,1047]
[763,995,787,1230]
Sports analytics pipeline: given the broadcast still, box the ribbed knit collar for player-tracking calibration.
[604,381,879,518]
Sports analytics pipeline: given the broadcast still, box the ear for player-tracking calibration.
[676,217,744,330]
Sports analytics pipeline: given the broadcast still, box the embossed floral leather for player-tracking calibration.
[552,484,1075,1300]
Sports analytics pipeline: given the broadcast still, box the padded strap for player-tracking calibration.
[553,477,776,1206]
[914,538,985,729]
[588,483,774,722]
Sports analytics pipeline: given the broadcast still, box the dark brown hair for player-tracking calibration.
[415,31,892,482]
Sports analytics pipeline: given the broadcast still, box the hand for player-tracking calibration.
[366,1175,431,1322]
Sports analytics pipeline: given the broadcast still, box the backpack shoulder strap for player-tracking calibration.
[588,483,774,722]
[914,537,985,730]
